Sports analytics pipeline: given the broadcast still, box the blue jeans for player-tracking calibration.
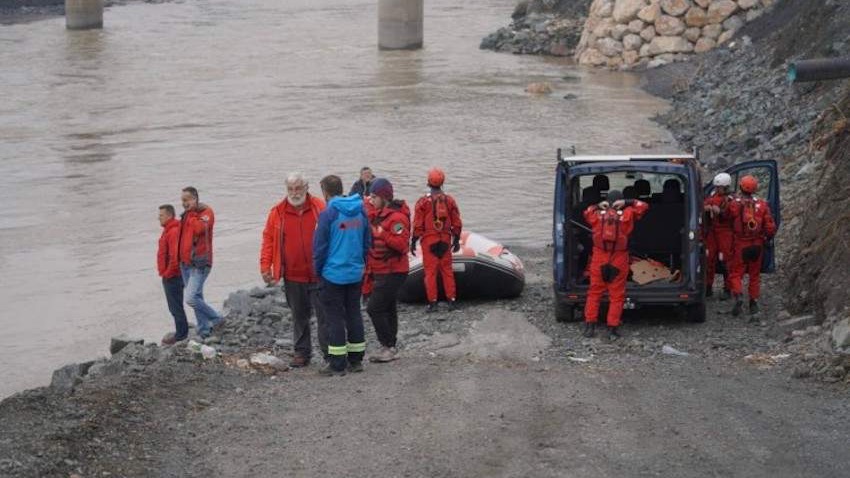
[181,265,222,337]
[163,276,189,340]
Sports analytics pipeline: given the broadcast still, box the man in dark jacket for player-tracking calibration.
[349,167,374,198]
[314,175,371,375]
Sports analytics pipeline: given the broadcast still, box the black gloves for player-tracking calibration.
[452,235,461,253]
[411,236,419,253]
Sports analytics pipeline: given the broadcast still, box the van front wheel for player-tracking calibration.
[555,299,576,323]
[686,302,706,323]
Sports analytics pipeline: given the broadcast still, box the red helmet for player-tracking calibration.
[427,168,445,188]
[739,175,758,194]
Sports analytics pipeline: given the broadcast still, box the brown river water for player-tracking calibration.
[0,0,673,397]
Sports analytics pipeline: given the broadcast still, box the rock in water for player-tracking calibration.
[110,334,144,355]
[526,82,553,94]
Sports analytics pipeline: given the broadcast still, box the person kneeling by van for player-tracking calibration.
[582,190,649,340]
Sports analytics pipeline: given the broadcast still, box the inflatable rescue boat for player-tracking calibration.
[398,231,525,303]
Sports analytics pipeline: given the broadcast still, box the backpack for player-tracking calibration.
[738,198,765,238]
[600,209,622,250]
[431,193,449,231]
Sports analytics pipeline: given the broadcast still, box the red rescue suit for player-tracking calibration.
[583,200,649,327]
[704,191,734,291]
[727,195,776,300]
[413,191,462,303]
[368,201,411,274]
[259,195,325,284]
[178,204,215,268]
[157,218,181,279]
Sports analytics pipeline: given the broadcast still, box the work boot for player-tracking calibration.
[289,355,310,368]
[749,299,760,315]
[447,300,458,311]
[705,287,714,298]
[369,346,398,363]
[348,362,364,373]
[582,322,596,338]
[426,302,438,313]
[318,364,346,377]
[731,296,743,317]
[720,288,731,301]
[607,326,621,341]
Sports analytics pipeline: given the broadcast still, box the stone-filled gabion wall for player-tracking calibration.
[575,0,774,68]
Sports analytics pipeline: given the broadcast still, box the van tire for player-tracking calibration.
[686,302,706,323]
[555,300,576,322]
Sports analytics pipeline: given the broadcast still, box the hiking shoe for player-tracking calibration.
[318,364,346,377]
[426,302,438,313]
[369,346,398,363]
[607,326,621,341]
[749,300,760,315]
[348,362,364,373]
[447,300,458,311]
[731,297,743,317]
[161,332,177,346]
[720,289,732,301]
[210,317,228,333]
[705,287,714,298]
[289,355,310,368]
[582,322,596,338]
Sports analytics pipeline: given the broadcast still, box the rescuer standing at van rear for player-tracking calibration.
[582,190,649,340]
[704,173,735,299]
[728,175,777,319]
[412,168,463,313]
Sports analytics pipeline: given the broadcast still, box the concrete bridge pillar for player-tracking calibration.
[66,0,104,30]
[378,0,423,50]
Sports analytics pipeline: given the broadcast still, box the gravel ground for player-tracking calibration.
[2,246,848,478]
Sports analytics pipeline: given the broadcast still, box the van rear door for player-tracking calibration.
[553,162,569,289]
[705,160,781,273]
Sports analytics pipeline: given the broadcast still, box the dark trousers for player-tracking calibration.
[284,280,328,360]
[162,276,189,340]
[367,273,406,348]
[319,279,365,371]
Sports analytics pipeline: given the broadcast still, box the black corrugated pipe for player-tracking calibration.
[788,58,850,83]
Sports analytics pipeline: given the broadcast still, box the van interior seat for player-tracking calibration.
[652,179,684,203]
[634,179,651,200]
[623,186,636,200]
[630,201,685,270]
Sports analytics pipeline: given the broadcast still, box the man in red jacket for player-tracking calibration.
[260,172,328,367]
[412,168,462,313]
[704,172,735,299]
[728,175,777,318]
[582,190,649,340]
[178,186,223,340]
[364,178,410,363]
[158,204,188,345]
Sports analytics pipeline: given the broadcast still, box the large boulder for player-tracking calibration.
[684,6,709,27]
[707,0,738,24]
[110,334,144,355]
[590,0,615,18]
[655,15,686,36]
[738,0,760,9]
[623,33,644,51]
[50,361,95,393]
[660,0,690,16]
[694,37,716,53]
[579,47,609,65]
[640,25,657,41]
[613,0,647,23]
[646,35,694,55]
[833,318,850,349]
[637,2,662,23]
[596,37,625,56]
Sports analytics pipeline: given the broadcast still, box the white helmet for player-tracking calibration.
[713,173,732,187]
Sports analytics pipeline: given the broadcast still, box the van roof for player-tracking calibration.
[563,154,697,164]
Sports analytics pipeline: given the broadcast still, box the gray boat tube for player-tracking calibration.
[788,57,850,83]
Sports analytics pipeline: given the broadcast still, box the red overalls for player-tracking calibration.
[413,191,462,303]
[583,200,649,327]
[704,191,734,292]
[727,195,777,300]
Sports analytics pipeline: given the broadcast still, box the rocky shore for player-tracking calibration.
[642,0,850,378]
[480,0,592,56]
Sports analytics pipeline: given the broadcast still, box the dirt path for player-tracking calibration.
[2,249,848,477]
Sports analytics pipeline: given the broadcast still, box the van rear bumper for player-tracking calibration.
[554,285,703,307]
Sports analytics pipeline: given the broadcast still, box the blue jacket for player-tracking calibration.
[313,194,371,285]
